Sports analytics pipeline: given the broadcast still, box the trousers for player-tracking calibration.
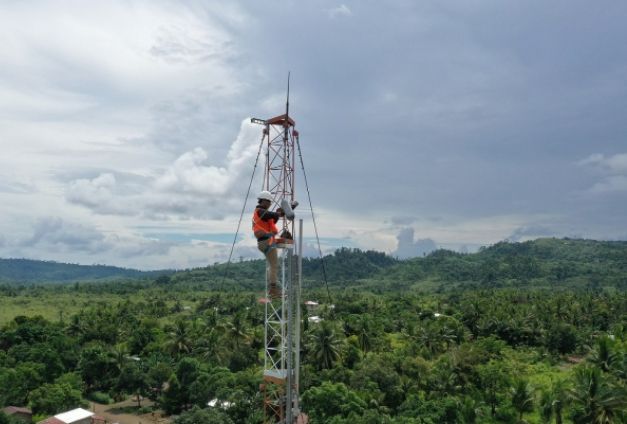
[257,239,278,286]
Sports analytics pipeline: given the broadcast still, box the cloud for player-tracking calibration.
[21,217,112,254]
[392,227,436,259]
[327,4,352,19]
[579,152,627,193]
[64,118,260,220]
[66,173,124,213]
[507,225,557,242]
[588,175,627,193]
[155,118,259,196]
[579,153,627,174]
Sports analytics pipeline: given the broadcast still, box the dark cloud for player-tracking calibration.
[237,0,627,231]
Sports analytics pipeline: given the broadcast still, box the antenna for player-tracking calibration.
[286,72,290,118]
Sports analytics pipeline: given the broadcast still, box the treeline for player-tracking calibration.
[170,238,627,290]
[0,258,172,283]
[3,238,627,290]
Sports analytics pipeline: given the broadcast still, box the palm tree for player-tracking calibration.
[309,322,343,370]
[511,379,534,422]
[539,380,568,424]
[569,365,627,423]
[220,311,251,350]
[166,319,193,358]
[589,336,619,373]
[355,315,373,353]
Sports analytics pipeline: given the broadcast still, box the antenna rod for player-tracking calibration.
[286,71,290,118]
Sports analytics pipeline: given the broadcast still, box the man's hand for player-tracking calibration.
[276,208,285,217]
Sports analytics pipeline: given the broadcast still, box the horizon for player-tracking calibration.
[1,236,623,272]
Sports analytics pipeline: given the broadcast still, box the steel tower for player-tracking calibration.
[252,110,305,424]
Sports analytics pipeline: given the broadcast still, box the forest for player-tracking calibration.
[0,238,625,423]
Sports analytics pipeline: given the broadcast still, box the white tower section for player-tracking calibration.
[254,113,304,424]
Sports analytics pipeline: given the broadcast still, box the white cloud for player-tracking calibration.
[579,152,627,193]
[155,119,259,195]
[392,227,436,258]
[62,118,260,221]
[327,4,352,19]
[579,153,627,174]
[588,175,627,193]
[66,173,117,209]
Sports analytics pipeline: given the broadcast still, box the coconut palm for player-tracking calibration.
[589,336,619,373]
[511,379,534,422]
[309,322,343,370]
[539,380,568,424]
[166,319,194,358]
[569,365,627,424]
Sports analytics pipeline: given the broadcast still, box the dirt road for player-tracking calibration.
[89,398,170,424]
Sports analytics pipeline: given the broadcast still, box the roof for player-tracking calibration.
[2,406,32,415]
[37,418,65,424]
[54,408,94,423]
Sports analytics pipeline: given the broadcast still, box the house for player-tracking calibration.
[37,408,95,424]
[2,406,32,423]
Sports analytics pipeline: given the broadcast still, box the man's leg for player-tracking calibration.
[258,240,281,299]
[266,246,279,288]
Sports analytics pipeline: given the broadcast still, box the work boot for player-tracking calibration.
[268,284,282,300]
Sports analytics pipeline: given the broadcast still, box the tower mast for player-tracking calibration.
[253,75,305,423]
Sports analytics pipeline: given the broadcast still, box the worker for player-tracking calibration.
[253,190,284,299]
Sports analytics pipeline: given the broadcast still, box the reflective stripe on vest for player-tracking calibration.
[252,208,278,242]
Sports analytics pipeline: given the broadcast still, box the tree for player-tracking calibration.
[302,382,367,421]
[116,362,148,407]
[476,360,510,416]
[589,335,620,373]
[569,366,626,424]
[539,380,567,424]
[29,382,83,416]
[172,405,234,424]
[0,412,23,424]
[166,320,194,358]
[78,342,118,391]
[308,322,343,370]
[510,379,534,422]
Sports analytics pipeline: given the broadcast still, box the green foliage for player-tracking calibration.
[86,391,113,404]
[172,405,234,424]
[28,382,83,415]
[302,381,367,422]
[0,257,170,283]
[1,237,626,423]
[0,412,23,424]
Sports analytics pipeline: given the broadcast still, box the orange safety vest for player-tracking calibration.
[252,208,278,242]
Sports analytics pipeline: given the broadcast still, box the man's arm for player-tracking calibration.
[257,206,283,222]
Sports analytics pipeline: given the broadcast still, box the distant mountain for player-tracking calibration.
[3,238,625,288]
[171,238,627,290]
[375,238,627,289]
[0,258,172,283]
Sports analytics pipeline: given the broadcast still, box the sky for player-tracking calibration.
[1,1,626,269]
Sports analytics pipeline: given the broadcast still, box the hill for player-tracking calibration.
[170,238,627,291]
[0,258,172,283]
[2,238,625,289]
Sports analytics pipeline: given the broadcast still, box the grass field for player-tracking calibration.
[0,292,125,325]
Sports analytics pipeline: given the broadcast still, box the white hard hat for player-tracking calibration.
[257,190,273,201]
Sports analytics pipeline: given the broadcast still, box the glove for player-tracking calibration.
[291,200,299,209]
[276,208,285,217]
